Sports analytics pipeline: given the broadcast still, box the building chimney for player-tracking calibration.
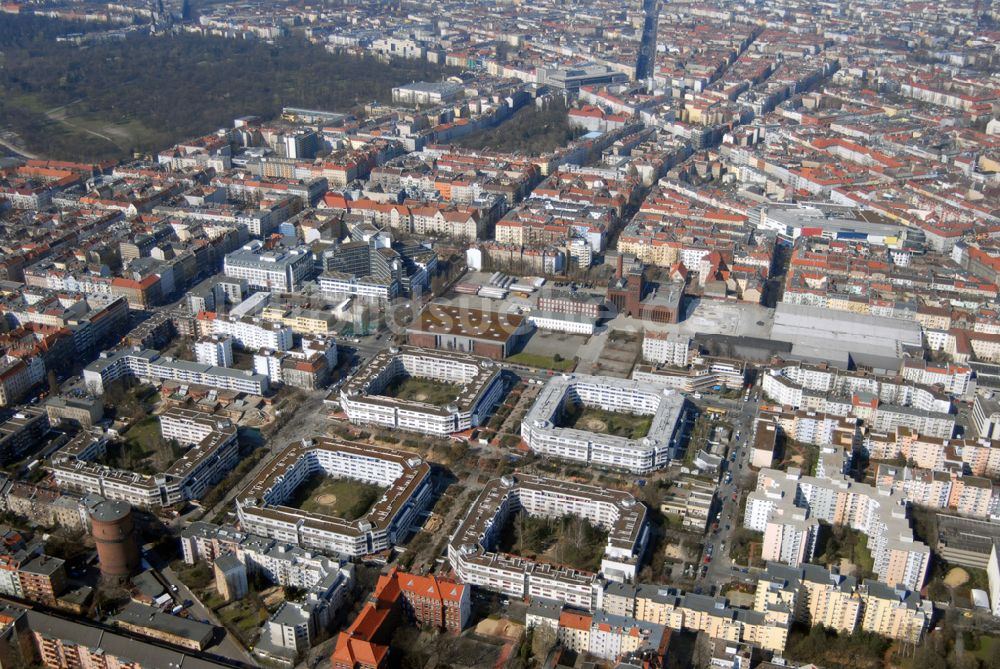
[616,254,623,280]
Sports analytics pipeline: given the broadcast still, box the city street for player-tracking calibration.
[137,548,256,667]
[690,390,763,589]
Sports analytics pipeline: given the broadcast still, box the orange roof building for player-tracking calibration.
[331,568,470,669]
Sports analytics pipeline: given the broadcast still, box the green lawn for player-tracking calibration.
[974,634,1000,662]
[124,416,162,448]
[560,403,652,440]
[507,352,576,371]
[816,525,875,578]
[382,375,461,407]
[93,416,181,475]
[286,475,386,520]
[854,534,875,576]
[497,512,609,573]
[218,599,267,645]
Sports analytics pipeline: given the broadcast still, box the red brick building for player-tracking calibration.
[331,568,470,669]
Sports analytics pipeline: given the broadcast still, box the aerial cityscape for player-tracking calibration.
[0,0,998,668]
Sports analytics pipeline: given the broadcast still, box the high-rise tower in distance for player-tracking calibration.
[635,0,660,83]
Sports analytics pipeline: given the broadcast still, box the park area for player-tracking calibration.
[559,402,652,440]
[286,475,386,520]
[94,416,183,475]
[497,511,608,573]
[382,375,461,407]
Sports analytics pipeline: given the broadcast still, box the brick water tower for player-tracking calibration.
[89,500,140,581]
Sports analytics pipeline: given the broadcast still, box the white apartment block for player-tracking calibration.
[211,316,294,352]
[762,365,955,439]
[642,332,691,366]
[521,374,687,474]
[340,346,504,435]
[195,336,234,368]
[235,439,432,557]
[449,474,648,610]
[84,347,269,396]
[51,407,238,508]
[900,360,973,398]
[224,243,313,292]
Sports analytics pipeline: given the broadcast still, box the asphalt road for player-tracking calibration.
[204,390,335,523]
[131,547,257,668]
[691,392,763,589]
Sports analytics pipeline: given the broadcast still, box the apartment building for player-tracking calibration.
[859,580,932,644]
[521,373,687,474]
[0,356,44,407]
[383,567,470,633]
[659,475,715,532]
[177,522,352,664]
[84,347,269,396]
[194,336,234,368]
[762,365,955,439]
[236,439,432,557]
[754,563,862,634]
[223,243,314,292]
[746,451,929,590]
[448,474,648,610]
[876,458,994,515]
[0,605,234,669]
[259,306,338,337]
[631,357,746,393]
[0,408,50,465]
[751,419,778,469]
[340,346,504,435]
[17,555,67,606]
[331,567,469,669]
[206,314,294,352]
[760,506,818,568]
[642,332,692,366]
[973,393,1000,440]
[553,610,668,663]
[594,583,788,654]
[900,359,974,398]
[51,407,238,508]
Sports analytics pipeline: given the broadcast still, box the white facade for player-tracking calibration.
[340,347,504,435]
[642,333,691,366]
[528,312,597,335]
[195,336,234,368]
[521,374,687,474]
[84,347,269,396]
[448,474,648,610]
[52,407,238,508]
[224,244,313,292]
[236,439,432,557]
[212,317,294,352]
